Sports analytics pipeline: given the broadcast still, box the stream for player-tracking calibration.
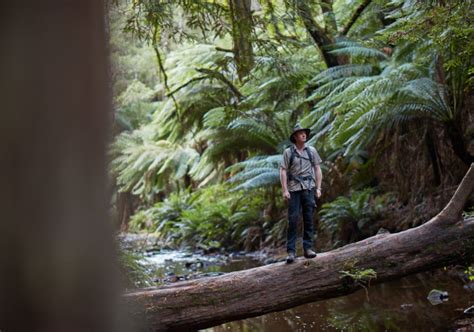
[140,249,473,331]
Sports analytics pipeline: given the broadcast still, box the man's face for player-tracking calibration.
[294,130,306,143]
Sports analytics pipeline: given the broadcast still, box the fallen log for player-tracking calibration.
[126,164,474,331]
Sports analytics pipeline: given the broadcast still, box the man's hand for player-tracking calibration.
[283,190,291,200]
[316,188,322,198]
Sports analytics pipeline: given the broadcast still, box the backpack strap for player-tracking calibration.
[307,147,315,167]
[289,145,296,169]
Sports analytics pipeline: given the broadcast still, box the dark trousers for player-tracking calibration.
[287,188,316,253]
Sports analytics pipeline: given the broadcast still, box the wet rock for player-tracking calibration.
[185,260,205,270]
[197,272,225,278]
[263,258,279,265]
[464,282,474,291]
[453,317,474,331]
[144,249,161,257]
[206,247,221,254]
[164,275,178,283]
[144,249,263,286]
[427,289,449,305]
[464,306,474,315]
[229,252,246,259]
[118,233,162,251]
[376,228,390,235]
[400,304,414,310]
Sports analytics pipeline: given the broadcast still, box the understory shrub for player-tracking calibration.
[129,184,266,250]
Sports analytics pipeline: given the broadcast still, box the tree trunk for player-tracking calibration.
[228,0,255,82]
[117,191,135,231]
[0,2,124,331]
[126,165,474,331]
[295,0,340,68]
[445,120,474,166]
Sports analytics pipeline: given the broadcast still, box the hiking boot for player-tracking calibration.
[304,249,317,258]
[286,252,296,264]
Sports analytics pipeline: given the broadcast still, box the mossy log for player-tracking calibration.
[126,164,474,331]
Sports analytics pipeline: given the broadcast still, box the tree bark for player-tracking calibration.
[295,0,339,68]
[445,120,474,166]
[126,165,474,331]
[228,0,255,81]
[118,191,135,231]
[295,1,348,67]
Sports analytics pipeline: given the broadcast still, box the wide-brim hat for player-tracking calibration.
[290,123,311,143]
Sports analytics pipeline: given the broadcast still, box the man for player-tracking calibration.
[280,124,323,264]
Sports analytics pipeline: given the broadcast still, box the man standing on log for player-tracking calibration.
[280,124,323,263]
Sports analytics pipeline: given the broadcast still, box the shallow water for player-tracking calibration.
[208,270,472,331]
[143,250,262,283]
[143,251,472,331]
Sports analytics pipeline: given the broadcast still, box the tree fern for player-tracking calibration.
[304,40,454,157]
[320,188,386,246]
[227,155,282,190]
[111,126,200,201]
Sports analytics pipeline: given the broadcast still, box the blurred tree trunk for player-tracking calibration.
[117,191,135,232]
[0,1,126,331]
[228,0,255,81]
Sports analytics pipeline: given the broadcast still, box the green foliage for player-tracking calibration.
[320,188,388,246]
[129,184,266,250]
[327,43,388,61]
[110,3,159,130]
[122,0,230,43]
[110,126,200,201]
[463,206,474,219]
[228,154,282,190]
[339,267,377,284]
[378,0,474,111]
[465,265,474,282]
[304,40,455,157]
[153,44,236,140]
[339,258,377,301]
[116,245,152,289]
[115,79,157,130]
[128,191,193,239]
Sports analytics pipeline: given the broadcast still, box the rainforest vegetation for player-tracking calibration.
[109,0,474,252]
